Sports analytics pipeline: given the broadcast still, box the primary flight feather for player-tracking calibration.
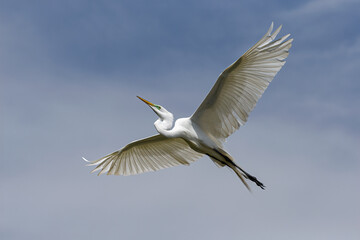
[83,23,293,191]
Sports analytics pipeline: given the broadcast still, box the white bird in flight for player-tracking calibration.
[84,23,293,191]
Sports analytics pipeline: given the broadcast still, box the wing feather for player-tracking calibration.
[85,134,203,176]
[191,23,293,141]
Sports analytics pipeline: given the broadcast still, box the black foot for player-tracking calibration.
[246,174,265,190]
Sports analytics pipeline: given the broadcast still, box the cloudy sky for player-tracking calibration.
[1,0,359,239]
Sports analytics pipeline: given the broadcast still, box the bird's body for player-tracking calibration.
[157,116,216,150]
[84,23,293,191]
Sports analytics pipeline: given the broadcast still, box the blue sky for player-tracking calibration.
[1,0,359,239]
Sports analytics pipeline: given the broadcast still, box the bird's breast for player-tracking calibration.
[173,117,218,151]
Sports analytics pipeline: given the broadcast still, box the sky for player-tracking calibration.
[1,0,359,239]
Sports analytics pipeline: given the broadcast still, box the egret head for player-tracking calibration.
[137,96,172,120]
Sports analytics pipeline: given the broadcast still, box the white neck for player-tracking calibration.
[154,114,176,138]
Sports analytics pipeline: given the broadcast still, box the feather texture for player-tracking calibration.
[191,23,293,141]
[85,134,203,176]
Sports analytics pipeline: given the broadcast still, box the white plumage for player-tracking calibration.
[84,23,293,190]
[191,23,292,142]
[84,135,203,176]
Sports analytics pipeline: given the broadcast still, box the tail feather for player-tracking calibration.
[209,156,226,168]
[232,166,251,191]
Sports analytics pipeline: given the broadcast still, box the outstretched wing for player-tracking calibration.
[191,23,293,142]
[84,134,203,176]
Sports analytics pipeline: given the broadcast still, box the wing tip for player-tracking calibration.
[267,22,274,36]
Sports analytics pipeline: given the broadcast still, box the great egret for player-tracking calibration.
[83,23,293,191]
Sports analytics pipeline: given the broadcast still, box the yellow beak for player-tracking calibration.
[137,96,155,107]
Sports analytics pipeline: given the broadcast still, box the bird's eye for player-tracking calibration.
[156,105,161,110]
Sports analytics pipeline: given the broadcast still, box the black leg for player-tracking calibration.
[209,149,266,190]
[245,173,265,189]
[235,165,265,190]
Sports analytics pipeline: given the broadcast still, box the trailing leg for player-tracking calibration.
[235,165,265,189]
[212,148,265,190]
